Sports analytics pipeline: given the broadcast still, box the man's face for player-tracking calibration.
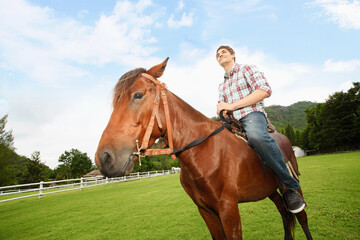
[216,48,235,66]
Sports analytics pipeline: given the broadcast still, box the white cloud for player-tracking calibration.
[0,98,9,117]
[0,0,164,168]
[339,80,354,91]
[0,0,162,84]
[177,0,185,11]
[310,0,360,29]
[77,9,88,19]
[167,11,194,29]
[202,0,273,19]
[323,59,360,72]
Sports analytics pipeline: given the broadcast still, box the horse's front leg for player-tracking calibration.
[218,202,242,240]
[198,206,226,240]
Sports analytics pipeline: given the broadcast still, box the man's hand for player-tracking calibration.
[217,102,233,117]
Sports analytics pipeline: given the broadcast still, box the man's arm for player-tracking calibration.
[216,89,270,115]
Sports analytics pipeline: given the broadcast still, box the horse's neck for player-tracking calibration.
[167,92,212,142]
[165,92,221,171]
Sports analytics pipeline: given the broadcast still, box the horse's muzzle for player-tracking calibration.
[96,147,134,177]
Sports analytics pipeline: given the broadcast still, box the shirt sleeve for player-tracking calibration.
[243,65,272,96]
[218,84,225,102]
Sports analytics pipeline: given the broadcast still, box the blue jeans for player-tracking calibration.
[240,111,301,190]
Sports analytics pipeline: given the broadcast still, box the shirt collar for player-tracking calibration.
[224,63,239,78]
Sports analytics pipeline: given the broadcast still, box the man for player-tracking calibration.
[216,45,306,214]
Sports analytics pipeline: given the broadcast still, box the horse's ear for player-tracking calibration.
[146,57,169,78]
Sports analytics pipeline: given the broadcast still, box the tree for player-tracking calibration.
[317,82,360,151]
[303,104,323,150]
[294,129,301,147]
[299,127,310,150]
[302,82,360,152]
[0,115,16,186]
[21,151,49,183]
[53,164,70,180]
[0,115,14,150]
[58,149,92,178]
[0,143,15,186]
[284,123,296,145]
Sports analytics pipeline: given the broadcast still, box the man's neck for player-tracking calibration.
[223,61,235,76]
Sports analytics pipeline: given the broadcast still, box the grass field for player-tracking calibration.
[0,152,359,240]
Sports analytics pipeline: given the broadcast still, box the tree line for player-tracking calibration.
[279,82,360,153]
[0,115,94,186]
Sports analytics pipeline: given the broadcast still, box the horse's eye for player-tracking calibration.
[133,92,143,101]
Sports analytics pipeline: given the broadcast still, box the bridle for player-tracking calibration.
[133,73,227,166]
[133,73,176,165]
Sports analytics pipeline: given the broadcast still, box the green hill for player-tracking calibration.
[265,101,318,130]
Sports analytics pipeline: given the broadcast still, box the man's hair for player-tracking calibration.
[216,45,236,62]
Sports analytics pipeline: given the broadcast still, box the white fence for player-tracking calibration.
[0,169,179,203]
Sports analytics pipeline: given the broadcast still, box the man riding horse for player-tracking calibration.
[215,45,306,214]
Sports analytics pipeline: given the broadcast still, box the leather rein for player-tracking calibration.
[133,73,226,165]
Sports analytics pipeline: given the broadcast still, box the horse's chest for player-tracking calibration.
[181,172,223,207]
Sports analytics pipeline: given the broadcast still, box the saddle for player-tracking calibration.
[220,111,276,142]
[220,111,299,191]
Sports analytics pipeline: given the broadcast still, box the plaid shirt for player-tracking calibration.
[218,63,272,120]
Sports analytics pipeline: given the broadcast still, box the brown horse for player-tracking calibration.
[95,59,313,240]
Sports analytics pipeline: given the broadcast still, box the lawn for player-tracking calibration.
[0,152,359,239]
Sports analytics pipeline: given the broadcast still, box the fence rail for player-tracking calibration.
[0,169,179,203]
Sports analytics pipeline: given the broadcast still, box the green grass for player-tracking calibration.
[0,152,359,239]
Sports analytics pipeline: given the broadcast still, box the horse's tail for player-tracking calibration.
[285,204,297,239]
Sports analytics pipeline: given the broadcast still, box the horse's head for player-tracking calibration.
[95,58,169,177]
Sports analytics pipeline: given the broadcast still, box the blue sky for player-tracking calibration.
[1,0,359,168]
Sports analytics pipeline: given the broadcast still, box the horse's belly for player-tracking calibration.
[236,168,278,202]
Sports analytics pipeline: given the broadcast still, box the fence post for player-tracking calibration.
[39,181,43,199]
[80,177,84,191]
[137,172,140,179]
[106,177,108,185]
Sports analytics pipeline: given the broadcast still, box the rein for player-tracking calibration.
[133,73,227,165]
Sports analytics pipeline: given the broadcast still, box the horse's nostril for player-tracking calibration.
[102,151,110,161]
[102,151,112,166]
[99,150,115,176]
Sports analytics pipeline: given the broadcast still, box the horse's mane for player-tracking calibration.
[113,68,146,107]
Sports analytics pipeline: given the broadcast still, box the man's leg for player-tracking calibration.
[240,111,305,213]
